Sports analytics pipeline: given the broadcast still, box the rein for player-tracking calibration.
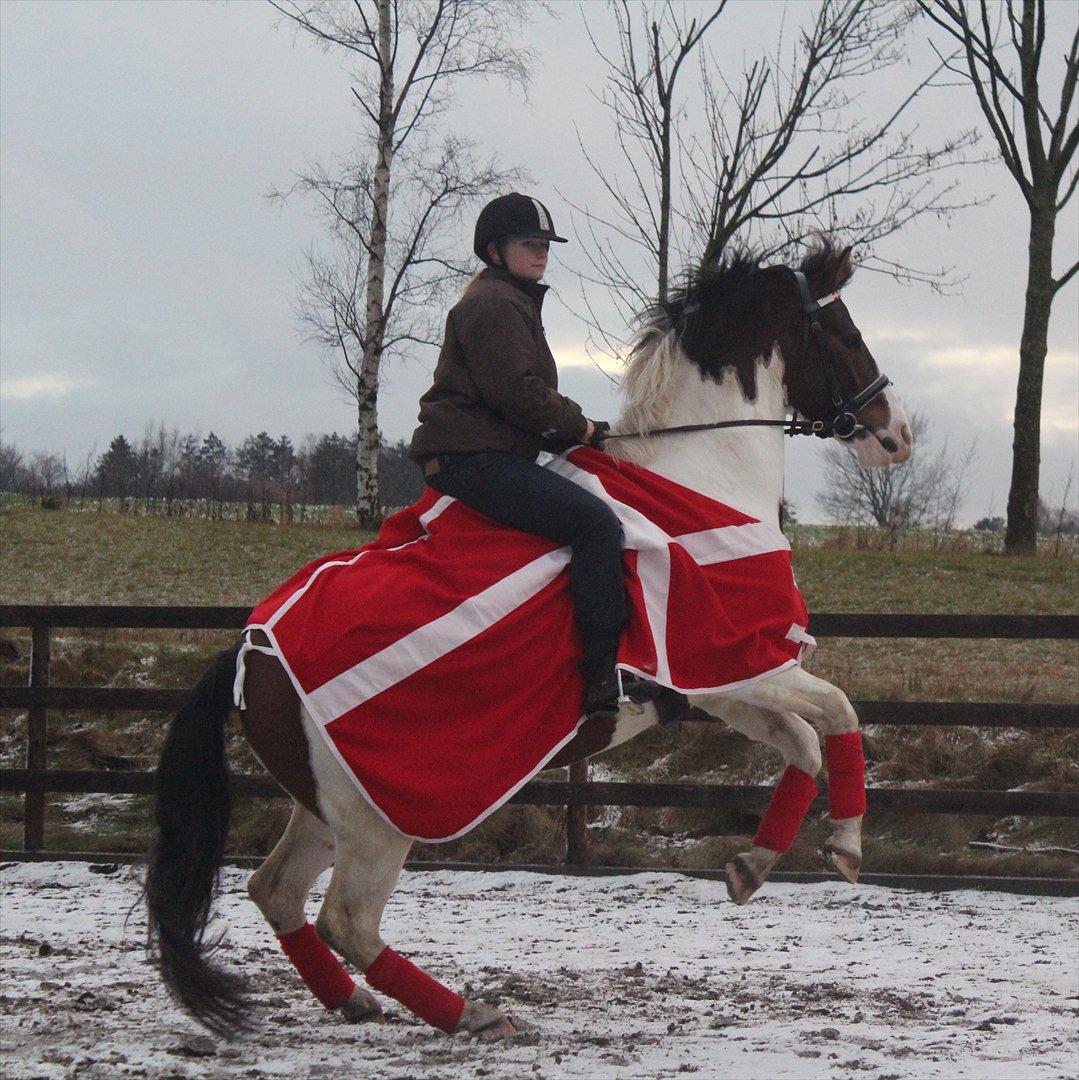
[604,270,891,444]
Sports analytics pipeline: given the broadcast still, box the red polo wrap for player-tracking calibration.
[753,766,819,852]
[276,922,355,1009]
[826,731,867,818]
[365,946,465,1033]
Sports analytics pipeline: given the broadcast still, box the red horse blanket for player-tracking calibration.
[238,447,810,841]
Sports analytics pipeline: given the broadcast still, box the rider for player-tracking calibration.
[409,192,643,722]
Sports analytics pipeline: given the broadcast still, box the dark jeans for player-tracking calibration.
[427,451,627,669]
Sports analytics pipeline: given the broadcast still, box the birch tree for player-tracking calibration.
[269,0,531,525]
[916,0,1078,554]
[571,0,978,359]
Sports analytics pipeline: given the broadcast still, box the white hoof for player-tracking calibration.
[725,854,764,905]
[458,1001,517,1039]
[338,986,384,1023]
[821,841,861,883]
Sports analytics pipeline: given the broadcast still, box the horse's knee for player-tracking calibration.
[821,685,858,734]
[793,675,858,734]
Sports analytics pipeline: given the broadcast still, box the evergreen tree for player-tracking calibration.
[95,435,138,497]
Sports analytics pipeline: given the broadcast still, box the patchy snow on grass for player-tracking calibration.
[1,861,1076,1079]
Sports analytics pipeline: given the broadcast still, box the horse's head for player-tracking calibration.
[781,244,912,467]
[663,239,912,468]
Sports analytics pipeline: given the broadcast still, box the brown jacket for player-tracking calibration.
[408,267,588,463]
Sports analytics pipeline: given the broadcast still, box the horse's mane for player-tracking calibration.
[614,325,684,464]
[616,239,846,462]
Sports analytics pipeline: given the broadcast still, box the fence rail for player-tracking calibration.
[1,605,1077,893]
[3,604,1078,637]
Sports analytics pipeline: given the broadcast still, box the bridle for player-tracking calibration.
[603,269,892,444]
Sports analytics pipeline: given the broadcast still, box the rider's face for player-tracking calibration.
[493,236,550,281]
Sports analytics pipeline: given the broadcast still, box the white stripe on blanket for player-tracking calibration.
[306,548,571,725]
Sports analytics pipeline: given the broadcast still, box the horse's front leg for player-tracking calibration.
[694,697,822,903]
[721,667,866,883]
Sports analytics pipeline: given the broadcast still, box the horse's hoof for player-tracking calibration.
[474,1014,518,1040]
[338,986,385,1023]
[459,1001,517,1039]
[725,854,763,905]
[821,843,861,884]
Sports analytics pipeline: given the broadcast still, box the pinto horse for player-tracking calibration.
[145,241,912,1038]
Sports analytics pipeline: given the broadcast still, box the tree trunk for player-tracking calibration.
[355,0,394,528]
[658,108,671,306]
[355,360,382,528]
[1004,203,1056,554]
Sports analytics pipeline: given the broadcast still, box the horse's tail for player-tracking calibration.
[144,640,250,1035]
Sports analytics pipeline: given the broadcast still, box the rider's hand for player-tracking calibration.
[589,420,611,447]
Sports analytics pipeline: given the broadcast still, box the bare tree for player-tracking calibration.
[916,0,1078,555]
[570,0,979,360]
[26,452,69,509]
[0,439,26,493]
[818,412,976,536]
[268,0,533,526]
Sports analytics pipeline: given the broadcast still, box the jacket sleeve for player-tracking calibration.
[453,293,589,442]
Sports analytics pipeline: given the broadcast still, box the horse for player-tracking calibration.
[144,239,913,1039]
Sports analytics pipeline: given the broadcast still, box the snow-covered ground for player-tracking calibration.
[1,861,1076,1079]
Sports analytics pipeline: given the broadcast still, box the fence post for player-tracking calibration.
[565,759,589,865]
[24,625,50,851]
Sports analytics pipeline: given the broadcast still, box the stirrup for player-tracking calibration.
[614,670,667,716]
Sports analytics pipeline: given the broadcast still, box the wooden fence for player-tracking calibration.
[1,604,1076,894]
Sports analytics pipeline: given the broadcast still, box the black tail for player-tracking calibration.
[144,641,250,1036]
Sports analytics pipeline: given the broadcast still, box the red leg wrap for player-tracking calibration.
[753,766,819,853]
[826,731,867,818]
[276,922,355,1010]
[365,946,465,1034]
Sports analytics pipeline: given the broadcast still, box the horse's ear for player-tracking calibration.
[834,246,855,289]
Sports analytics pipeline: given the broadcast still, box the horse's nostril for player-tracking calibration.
[879,434,898,453]
[901,423,913,446]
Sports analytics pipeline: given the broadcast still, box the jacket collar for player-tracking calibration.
[480,265,549,308]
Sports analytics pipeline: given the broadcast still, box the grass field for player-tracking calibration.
[1,502,1076,877]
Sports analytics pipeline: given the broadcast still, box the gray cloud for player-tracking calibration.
[1,0,1075,523]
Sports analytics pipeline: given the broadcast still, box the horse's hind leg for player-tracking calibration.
[698,698,822,904]
[247,801,383,1022]
[721,666,867,883]
[304,709,516,1038]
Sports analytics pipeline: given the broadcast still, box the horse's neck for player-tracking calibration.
[612,351,787,527]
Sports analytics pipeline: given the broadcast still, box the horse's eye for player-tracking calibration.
[843,333,862,349]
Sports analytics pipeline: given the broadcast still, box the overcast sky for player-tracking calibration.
[1,0,1076,524]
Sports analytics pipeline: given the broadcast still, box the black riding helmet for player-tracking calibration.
[473,192,568,265]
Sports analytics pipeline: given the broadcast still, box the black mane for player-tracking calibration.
[631,237,847,399]
[637,238,844,337]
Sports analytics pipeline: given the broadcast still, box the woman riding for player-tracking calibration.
[409,192,648,723]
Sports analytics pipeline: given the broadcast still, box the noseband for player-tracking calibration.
[604,270,891,444]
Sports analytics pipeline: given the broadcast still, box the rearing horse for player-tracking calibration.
[145,240,912,1039]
